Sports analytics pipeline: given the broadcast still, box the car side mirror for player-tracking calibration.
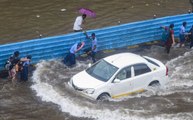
[114,78,120,83]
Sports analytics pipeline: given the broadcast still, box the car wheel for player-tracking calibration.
[149,81,160,87]
[148,81,161,95]
[97,93,110,101]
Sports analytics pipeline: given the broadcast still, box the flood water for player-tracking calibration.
[0,0,193,120]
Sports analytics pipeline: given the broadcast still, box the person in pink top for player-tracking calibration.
[165,24,175,54]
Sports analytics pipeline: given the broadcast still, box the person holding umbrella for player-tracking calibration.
[73,14,87,32]
[73,8,96,32]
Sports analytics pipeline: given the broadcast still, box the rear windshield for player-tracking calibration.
[143,57,160,67]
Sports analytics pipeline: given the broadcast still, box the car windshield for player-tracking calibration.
[86,59,118,82]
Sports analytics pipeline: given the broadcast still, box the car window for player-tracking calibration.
[86,59,118,82]
[116,67,131,80]
[133,64,151,76]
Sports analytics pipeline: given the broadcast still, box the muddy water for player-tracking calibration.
[0,0,193,120]
[0,0,191,44]
[30,45,193,120]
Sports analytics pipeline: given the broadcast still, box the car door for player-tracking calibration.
[109,66,134,98]
[130,63,152,91]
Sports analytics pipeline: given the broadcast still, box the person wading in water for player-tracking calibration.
[165,24,175,54]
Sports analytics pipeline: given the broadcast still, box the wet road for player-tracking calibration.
[31,45,193,120]
[0,0,193,120]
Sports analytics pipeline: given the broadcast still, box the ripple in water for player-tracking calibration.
[31,47,193,120]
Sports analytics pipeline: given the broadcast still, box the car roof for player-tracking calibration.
[103,53,147,68]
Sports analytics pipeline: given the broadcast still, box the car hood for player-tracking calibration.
[72,70,105,89]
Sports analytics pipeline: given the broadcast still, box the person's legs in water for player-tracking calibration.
[179,34,185,47]
[64,53,69,64]
[20,69,23,81]
[64,53,74,66]
[68,53,76,66]
[83,47,92,55]
[17,71,21,82]
[8,70,12,80]
[166,45,171,54]
[8,65,14,80]
[190,40,193,49]
[11,67,17,86]
[22,66,28,81]
[84,48,96,63]
[90,51,96,63]
[190,36,193,49]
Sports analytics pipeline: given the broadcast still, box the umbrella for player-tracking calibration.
[79,8,96,18]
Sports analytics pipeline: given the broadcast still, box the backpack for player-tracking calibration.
[4,55,13,70]
[161,27,170,42]
[4,60,11,70]
[4,55,19,70]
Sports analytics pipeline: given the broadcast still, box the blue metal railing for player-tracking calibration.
[0,13,193,69]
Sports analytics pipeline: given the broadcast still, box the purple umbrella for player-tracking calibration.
[79,8,96,18]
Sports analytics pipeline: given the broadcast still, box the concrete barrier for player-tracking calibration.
[0,13,193,69]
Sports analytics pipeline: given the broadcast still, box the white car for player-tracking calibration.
[68,53,169,100]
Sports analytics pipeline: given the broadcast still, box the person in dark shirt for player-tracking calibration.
[165,24,175,54]
[189,25,193,49]
[20,55,32,81]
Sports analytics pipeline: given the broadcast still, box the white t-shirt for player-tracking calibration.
[73,16,83,31]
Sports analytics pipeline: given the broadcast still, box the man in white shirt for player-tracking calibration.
[73,14,87,32]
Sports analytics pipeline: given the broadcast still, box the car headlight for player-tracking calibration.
[83,88,95,94]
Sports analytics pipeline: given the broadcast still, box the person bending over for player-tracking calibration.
[64,42,85,66]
